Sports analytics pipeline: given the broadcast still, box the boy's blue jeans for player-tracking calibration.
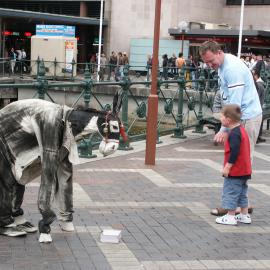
[222,177,248,210]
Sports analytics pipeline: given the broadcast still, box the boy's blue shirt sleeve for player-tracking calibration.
[228,127,241,164]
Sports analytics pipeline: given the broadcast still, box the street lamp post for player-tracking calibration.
[181,30,185,53]
[97,0,104,81]
[145,0,162,165]
[237,0,245,58]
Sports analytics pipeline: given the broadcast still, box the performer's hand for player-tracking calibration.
[214,131,228,144]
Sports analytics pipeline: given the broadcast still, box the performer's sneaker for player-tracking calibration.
[17,222,38,233]
[14,215,38,233]
[0,223,27,237]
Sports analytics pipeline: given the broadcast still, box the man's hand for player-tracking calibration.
[222,163,233,177]
[214,131,228,144]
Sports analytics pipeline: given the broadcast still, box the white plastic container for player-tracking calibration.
[100,229,122,243]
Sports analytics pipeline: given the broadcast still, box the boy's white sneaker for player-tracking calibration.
[216,214,237,225]
[235,213,252,224]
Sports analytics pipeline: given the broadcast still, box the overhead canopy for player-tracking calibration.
[0,7,108,26]
[168,28,270,38]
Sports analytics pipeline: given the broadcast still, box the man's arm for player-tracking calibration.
[225,68,245,106]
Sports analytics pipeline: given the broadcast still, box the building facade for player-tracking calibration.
[0,0,104,62]
[1,0,270,63]
[106,0,270,56]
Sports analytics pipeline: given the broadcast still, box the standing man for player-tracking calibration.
[253,69,266,143]
[199,41,262,216]
[9,48,16,74]
[21,48,27,73]
[176,52,186,74]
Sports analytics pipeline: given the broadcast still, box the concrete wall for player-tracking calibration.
[222,5,270,30]
[107,0,224,55]
[106,0,270,56]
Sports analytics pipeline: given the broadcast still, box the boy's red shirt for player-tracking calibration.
[224,125,252,177]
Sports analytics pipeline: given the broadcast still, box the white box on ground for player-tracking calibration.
[100,229,122,243]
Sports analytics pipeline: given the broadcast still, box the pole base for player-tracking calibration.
[79,153,97,159]
[118,139,133,151]
[193,127,206,134]
[172,128,186,139]
[118,145,134,151]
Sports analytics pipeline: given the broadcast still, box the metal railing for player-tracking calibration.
[1,59,269,158]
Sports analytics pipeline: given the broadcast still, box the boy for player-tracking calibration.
[216,104,252,225]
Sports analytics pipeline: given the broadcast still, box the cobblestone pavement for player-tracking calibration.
[1,127,270,270]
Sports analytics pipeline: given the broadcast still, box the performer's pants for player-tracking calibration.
[0,138,25,226]
[55,151,73,222]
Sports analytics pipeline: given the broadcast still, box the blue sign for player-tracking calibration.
[36,25,75,37]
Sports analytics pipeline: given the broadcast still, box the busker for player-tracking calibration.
[0,94,126,243]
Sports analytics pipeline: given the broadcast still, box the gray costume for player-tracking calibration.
[0,100,78,232]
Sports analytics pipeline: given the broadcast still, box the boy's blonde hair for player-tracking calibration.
[221,104,242,122]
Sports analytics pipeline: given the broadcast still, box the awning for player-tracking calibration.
[168,28,270,38]
[0,8,107,26]
[242,44,270,50]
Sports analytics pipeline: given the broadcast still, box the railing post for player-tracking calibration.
[36,56,41,77]
[146,63,150,87]
[83,64,93,108]
[77,64,97,159]
[163,66,168,89]
[173,68,186,138]
[36,59,47,100]
[194,69,206,133]
[77,135,97,159]
[118,64,133,150]
[71,58,76,81]
[53,57,57,80]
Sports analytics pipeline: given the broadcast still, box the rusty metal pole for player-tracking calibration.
[145,0,161,165]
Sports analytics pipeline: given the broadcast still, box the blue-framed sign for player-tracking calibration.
[36,25,75,37]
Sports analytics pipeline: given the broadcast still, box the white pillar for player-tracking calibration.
[237,0,245,58]
[97,0,104,81]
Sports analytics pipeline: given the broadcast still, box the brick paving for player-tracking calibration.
[1,127,270,270]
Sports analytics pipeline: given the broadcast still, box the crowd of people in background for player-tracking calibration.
[240,53,270,73]
[7,47,28,74]
[6,45,270,86]
[89,51,129,81]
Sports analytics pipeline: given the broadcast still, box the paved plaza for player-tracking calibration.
[1,127,270,270]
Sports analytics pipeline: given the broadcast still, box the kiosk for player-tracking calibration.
[31,25,77,77]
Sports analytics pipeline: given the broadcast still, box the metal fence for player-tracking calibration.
[0,59,269,158]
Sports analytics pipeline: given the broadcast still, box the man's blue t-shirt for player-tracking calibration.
[218,53,262,120]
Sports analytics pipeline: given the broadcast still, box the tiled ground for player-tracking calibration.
[1,127,270,270]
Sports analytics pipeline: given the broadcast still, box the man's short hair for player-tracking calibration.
[221,104,242,122]
[199,41,221,56]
